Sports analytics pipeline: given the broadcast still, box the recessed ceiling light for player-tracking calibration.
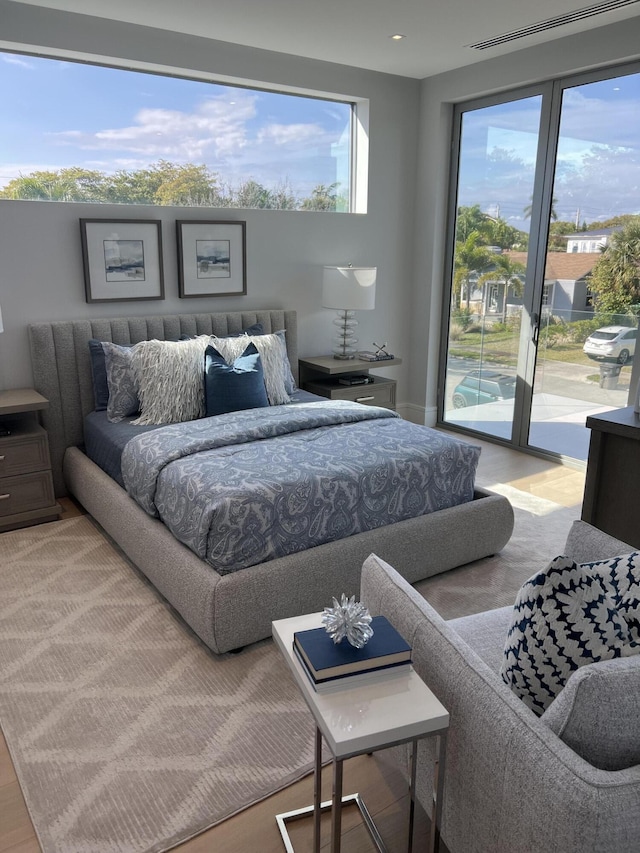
[389,34,406,40]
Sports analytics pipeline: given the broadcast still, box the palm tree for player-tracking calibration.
[453,232,493,310]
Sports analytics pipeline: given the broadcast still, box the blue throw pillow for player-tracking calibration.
[205,341,269,416]
[88,339,110,411]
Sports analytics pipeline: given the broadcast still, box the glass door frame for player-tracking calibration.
[437,60,640,462]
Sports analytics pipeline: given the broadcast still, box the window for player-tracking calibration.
[0,51,355,212]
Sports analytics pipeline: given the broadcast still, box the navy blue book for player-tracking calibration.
[293,615,411,683]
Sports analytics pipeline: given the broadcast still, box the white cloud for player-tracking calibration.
[1,55,34,69]
[257,123,326,147]
[50,93,257,161]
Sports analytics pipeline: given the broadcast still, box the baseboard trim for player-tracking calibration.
[396,402,436,426]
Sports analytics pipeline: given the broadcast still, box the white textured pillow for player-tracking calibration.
[210,333,291,405]
[130,336,209,425]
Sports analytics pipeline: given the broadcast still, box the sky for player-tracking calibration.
[457,69,640,231]
[0,51,351,198]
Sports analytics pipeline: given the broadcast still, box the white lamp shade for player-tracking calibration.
[322,266,376,311]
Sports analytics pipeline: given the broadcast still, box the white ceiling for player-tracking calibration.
[11,0,640,78]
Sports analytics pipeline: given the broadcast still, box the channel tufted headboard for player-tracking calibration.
[28,310,298,496]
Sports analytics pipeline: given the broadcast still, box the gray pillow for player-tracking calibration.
[541,655,640,770]
[103,342,140,422]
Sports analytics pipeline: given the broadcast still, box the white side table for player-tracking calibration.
[272,613,449,853]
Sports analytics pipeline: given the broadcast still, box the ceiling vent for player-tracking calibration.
[468,0,640,50]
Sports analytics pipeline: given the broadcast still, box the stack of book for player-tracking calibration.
[358,351,395,362]
[293,615,412,693]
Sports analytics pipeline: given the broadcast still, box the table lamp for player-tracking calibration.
[322,265,376,359]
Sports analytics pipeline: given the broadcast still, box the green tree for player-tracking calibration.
[453,231,493,310]
[483,217,528,251]
[455,205,492,243]
[547,219,578,252]
[232,179,276,209]
[456,205,526,250]
[153,163,221,206]
[0,167,108,201]
[588,218,640,314]
[300,183,340,211]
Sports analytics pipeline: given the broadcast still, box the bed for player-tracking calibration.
[29,309,514,653]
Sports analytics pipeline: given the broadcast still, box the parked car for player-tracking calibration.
[452,369,517,408]
[583,325,636,364]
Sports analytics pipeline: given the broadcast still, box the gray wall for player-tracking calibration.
[414,17,640,423]
[3,2,640,424]
[0,1,419,413]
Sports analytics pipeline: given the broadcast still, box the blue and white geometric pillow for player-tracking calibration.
[583,552,640,643]
[500,554,640,716]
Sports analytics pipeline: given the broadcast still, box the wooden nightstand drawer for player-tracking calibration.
[303,376,396,410]
[0,427,51,477]
[0,470,56,517]
[339,380,395,407]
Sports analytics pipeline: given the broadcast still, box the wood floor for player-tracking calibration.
[0,439,586,853]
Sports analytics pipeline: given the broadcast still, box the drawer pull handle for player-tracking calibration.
[355,395,375,402]
[0,493,10,500]
[0,455,4,461]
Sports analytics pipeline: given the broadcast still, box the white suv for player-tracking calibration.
[583,325,636,364]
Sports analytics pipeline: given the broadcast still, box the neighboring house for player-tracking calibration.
[565,227,620,253]
[469,252,600,322]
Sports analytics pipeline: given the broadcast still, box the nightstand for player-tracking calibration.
[299,356,402,411]
[0,389,62,533]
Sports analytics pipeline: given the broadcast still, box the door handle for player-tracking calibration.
[532,312,540,346]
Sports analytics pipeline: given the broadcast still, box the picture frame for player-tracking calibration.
[177,220,247,298]
[80,219,164,303]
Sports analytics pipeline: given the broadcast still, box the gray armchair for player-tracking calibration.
[360,521,640,853]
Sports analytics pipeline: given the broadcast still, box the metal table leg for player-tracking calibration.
[430,733,447,853]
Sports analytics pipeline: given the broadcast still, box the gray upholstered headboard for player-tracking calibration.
[29,310,298,496]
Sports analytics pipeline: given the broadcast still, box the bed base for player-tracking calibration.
[30,309,514,654]
[64,445,513,653]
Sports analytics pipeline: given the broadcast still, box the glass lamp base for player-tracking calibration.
[332,310,359,359]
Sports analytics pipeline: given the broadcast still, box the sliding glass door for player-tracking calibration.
[528,70,640,460]
[440,64,640,462]
[442,93,544,442]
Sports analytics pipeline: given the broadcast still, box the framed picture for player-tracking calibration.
[80,219,164,303]
[177,220,247,298]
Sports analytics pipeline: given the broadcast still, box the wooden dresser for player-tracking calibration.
[582,405,640,549]
[0,389,62,533]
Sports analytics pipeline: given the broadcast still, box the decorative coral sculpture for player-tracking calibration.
[321,593,374,648]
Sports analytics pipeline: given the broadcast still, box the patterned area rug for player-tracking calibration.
[0,516,320,853]
[0,492,580,853]
[415,484,579,617]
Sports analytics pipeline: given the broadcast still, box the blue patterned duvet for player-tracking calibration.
[121,400,480,573]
